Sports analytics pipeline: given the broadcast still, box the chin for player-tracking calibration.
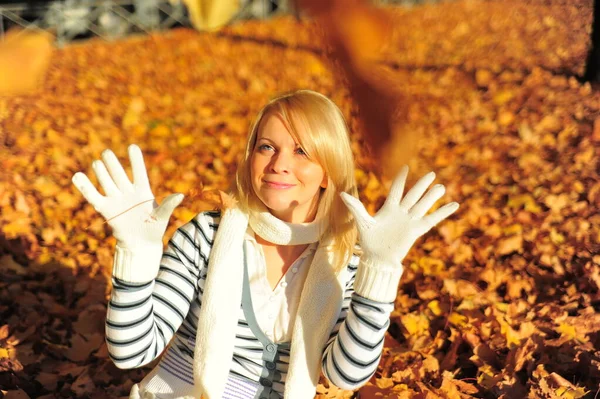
[258,196,295,216]
[262,200,293,215]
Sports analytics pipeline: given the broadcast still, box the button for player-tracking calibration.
[281,282,288,288]
[292,267,298,273]
[268,313,275,319]
[266,344,276,352]
[269,296,276,302]
[260,377,273,387]
[266,361,276,370]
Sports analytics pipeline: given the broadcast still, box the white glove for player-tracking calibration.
[72,144,183,281]
[340,166,459,301]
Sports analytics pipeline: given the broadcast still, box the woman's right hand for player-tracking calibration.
[72,144,183,250]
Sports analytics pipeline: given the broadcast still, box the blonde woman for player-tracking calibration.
[72,90,459,399]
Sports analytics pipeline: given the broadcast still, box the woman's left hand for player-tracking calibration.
[340,166,459,268]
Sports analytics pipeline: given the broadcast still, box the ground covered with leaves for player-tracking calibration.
[1,0,599,398]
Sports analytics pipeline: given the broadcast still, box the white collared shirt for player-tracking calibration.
[244,227,317,343]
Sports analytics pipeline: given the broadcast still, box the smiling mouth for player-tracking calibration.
[264,181,295,189]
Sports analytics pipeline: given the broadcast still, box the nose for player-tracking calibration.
[270,150,292,174]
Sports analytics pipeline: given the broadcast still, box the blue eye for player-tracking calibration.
[258,144,273,151]
[296,147,307,156]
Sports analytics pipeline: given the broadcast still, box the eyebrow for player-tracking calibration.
[256,137,302,148]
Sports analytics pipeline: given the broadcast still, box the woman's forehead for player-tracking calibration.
[257,113,300,144]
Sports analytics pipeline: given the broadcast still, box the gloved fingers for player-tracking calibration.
[102,149,133,192]
[72,172,105,210]
[152,193,184,222]
[383,165,408,210]
[129,144,151,191]
[400,171,435,211]
[422,202,459,230]
[92,160,120,196]
[409,184,445,219]
[340,192,375,230]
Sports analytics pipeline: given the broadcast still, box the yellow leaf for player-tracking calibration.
[364,172,381,202]
[428,300,443,316]
[556,323,578,341]
[0,30,53,96]
[150,124,171,138]
[16,135,32,148]
[161,95,173,106]
[573,181,585,194]
[494,302,509,312]
[456,299,476,311]
[555,386,588,399]
[172,181,191,194]
[178,135,194,148]
[219,135,232,149]
[518,123,535,142]
[392,384,409,392]
[497,235,523,255]
[537,115,562,133]
[418,257,445,276]
[401,313,430,336]
[0,348,9,358]
[550,228,566,245]
[448,312,468,327]
[122,97,145,128]
[498,317,522,348]
[37,252,52,265]
[2,219,32,238]
[477,364,499,389]
[498,110,515,126]
[493,90,514,106]
[33,176,61,197]
[174,207,198,223]
[544,193,570,213]
[56,191,80,210]
[32,119,51,134]
[444,279,480,298]
[502,224,522,236]
[507,194,542,213]
[375,377,394,389]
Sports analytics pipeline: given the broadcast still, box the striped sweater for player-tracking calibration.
[106,211,394,397]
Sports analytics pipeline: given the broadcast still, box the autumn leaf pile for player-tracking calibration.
[1,0,599,398]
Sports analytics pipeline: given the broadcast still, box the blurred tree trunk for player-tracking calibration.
[585,0,600,81]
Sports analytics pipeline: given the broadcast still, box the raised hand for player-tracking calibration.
[340,165,459,267]
[72,144,183,250]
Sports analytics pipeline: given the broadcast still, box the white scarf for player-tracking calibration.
[190,204,348,398]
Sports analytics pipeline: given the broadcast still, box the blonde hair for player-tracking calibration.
[235,89,358,270]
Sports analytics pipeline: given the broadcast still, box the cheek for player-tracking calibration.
[299,165,325,190]
[250,155,261,180]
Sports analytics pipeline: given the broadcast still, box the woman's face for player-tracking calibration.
[250,113,326,223]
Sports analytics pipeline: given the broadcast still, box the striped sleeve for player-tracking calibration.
[321,253,394,390]
[105,212,217,369]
